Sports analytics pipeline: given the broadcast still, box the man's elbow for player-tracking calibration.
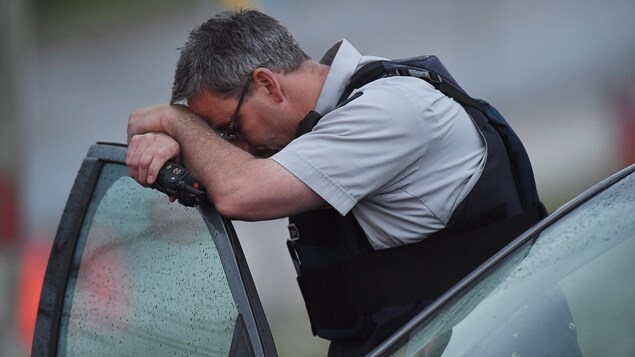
[212,193,239,217]
[212,193,260,221]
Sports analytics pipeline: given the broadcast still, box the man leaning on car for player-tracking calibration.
[126,9,541,356]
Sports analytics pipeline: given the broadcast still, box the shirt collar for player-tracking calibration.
[314,40,362,114]
[314,40,386,114]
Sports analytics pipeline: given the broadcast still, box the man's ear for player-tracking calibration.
[252,68,284,103]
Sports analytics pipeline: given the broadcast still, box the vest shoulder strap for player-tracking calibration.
[341,56,546,216]
[341,56,486,113]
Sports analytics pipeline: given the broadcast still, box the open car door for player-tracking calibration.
[32,143,277,356]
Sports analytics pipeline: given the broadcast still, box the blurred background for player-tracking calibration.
[1,0,634,355]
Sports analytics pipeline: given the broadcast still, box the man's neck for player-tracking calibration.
[284,60,330,124]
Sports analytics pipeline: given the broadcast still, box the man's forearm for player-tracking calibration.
[127,104,326,220]
[164,108,325,220]
[165,111,253,206]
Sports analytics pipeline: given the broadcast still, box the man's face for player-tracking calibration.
[187,89,295,157]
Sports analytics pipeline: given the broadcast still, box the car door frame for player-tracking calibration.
[369,163,635,356]
[32,142,277,356]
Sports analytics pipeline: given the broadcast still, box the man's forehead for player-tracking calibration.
[186,91,231,110]
[187,90,234,117]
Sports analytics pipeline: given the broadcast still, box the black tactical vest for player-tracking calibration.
[287,56,546,341]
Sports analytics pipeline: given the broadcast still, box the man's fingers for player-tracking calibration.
[126,135,151,184]
[137,149,154,186]
[125,133,181,187]
[146,142,180,185]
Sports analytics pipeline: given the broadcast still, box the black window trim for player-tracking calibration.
[369,162,635,356]
[32,142,277,356]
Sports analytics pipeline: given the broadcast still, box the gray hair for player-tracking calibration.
[171,9,310,104]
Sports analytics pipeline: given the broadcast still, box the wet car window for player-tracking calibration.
[57,164,238,356]
[385,172,635,356]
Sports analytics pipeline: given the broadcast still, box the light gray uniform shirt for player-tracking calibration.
[271,40,486,250]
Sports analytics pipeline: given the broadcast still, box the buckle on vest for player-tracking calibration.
[288,223,300,241]
[396,67,442,84]
[287,223,301,274]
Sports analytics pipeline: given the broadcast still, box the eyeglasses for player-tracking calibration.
[217,75,253,141]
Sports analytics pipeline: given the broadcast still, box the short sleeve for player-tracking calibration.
[271,77,440,215]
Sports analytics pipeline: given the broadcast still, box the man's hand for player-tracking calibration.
[126,103,194,142]
[127,132,181,186]
[127,104,199,186]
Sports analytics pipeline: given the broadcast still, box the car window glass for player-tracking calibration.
[386,172,635,356]
[57,164,239,356]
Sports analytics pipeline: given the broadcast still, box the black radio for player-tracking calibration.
[154,162,206,207]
